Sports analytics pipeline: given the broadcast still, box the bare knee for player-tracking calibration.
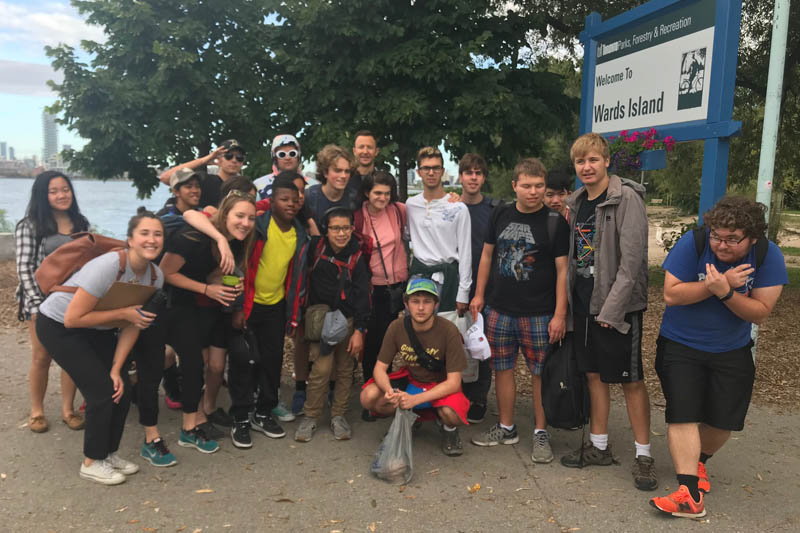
[360,384,382,409]
[31,346,52,368]
[437,407,463,427]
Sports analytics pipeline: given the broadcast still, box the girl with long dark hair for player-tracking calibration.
[15,171,90,433]
[353,171,409,421]
[36,210,165,485]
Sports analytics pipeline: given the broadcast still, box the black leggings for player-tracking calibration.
[131,318,166,427]
[363,284,403,381]
[36,314,130,460]
[163,305,221,414]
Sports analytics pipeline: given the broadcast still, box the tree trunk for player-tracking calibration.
[398,143,410,202]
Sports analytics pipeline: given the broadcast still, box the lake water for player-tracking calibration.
[0,177,173,239]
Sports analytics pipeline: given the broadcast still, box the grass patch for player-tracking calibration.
[781,246,800,256]
[788,267,800,287]
[649,266,665,287]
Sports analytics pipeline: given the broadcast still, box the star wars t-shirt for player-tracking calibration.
[485,203,569,316]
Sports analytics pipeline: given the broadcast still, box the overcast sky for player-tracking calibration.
[0,0,103,159]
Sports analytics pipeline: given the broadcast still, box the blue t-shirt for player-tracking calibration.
[659,231,788,352]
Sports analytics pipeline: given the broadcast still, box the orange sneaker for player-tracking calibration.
[698,462,711,494]
[650,485,706,518]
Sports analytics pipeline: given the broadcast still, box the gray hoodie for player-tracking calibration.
[566,174,648,334]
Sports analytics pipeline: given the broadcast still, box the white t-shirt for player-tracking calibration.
[39,251,164,329]
[405,194,472,304]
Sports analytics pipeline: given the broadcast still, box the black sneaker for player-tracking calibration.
[441,427,463,456]
[467,403,486,424]
[206,407,233,427]
[249,412,286,439]
[632,455,658,491]
[195,421,224,441]
[231,420,253,449]
[560,441,615,468]
[361,408,377,422]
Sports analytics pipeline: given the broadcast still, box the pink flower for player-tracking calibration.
[664,136,676,150]
[646,128,657,139]
[608,135,617,141]
[643,139,655,149]
[620,130,628,137]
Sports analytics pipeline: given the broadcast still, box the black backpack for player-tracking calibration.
[541,334,588,429]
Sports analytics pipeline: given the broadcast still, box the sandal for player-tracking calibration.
[62,413,86,431]
[29,415,49,433]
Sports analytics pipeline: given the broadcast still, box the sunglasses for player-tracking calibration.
[224,189,256,202]
[276,150,298,159]
[223,152,245,162]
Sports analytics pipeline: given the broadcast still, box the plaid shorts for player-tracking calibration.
[486,306,551,376]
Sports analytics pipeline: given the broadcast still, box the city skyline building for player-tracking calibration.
[9,147,15,160]
[0,142,6,159]
[42,110,59,167]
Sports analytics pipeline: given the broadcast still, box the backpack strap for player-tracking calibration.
[754,237,768,268]
[693,227,706,258]
[546,209,560,253]
[488,197,504,209]
[403,315,445,372]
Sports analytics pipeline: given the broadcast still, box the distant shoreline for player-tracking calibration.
[0,175,131,182]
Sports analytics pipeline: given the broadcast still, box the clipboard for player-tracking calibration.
[94,282,157,328]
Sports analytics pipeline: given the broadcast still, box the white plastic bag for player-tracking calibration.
[371,408,418,484]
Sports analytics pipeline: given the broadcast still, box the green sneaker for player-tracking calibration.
[272,403,296,422]
[178,427,219,454]
[140,438,177,467]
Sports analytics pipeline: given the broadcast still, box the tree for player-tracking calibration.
[262,0,576,198]
[47,0,279,196]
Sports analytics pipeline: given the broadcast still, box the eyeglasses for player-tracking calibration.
[419,165,443,173]
[709,232,747,246]
[327,225,353,234]
[223,153,245,162]
[276,150,298,159]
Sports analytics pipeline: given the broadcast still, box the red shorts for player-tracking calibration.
[363,367,470,425]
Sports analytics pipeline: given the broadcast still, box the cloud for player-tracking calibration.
[0,59,62,97]
[0,1,105,50]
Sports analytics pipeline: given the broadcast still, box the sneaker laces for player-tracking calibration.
[151,438,170,456]
[534,431,550,446]
[193,426,210,442]
[95,459,116,476]
[633,456,655,477]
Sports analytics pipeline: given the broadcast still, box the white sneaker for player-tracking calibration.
[79,459,126,485]
[107,452,140,475]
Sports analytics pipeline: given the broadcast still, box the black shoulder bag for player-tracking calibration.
[403,315,445,372]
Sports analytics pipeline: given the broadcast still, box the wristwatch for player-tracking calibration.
[718,287,735,302]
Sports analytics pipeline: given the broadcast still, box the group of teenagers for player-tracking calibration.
[15,130,787,520]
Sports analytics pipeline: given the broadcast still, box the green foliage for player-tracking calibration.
[648,266,665,288]
[0,209,14,233]
[48,0,279,196]
[787,267,800,288]
[256,0,577,199]
[660,219,699,254]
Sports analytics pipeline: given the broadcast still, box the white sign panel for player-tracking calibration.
[591,0,716,133]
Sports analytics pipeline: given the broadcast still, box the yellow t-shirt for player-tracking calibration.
[254,222,297,305]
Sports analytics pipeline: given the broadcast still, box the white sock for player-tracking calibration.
[590,433,608,451]
[635,441,651,458]
[442,424,456,432]
[534,429,548,435]
[500,423,515,431]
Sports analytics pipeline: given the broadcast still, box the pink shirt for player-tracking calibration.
[362,203,408,286]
